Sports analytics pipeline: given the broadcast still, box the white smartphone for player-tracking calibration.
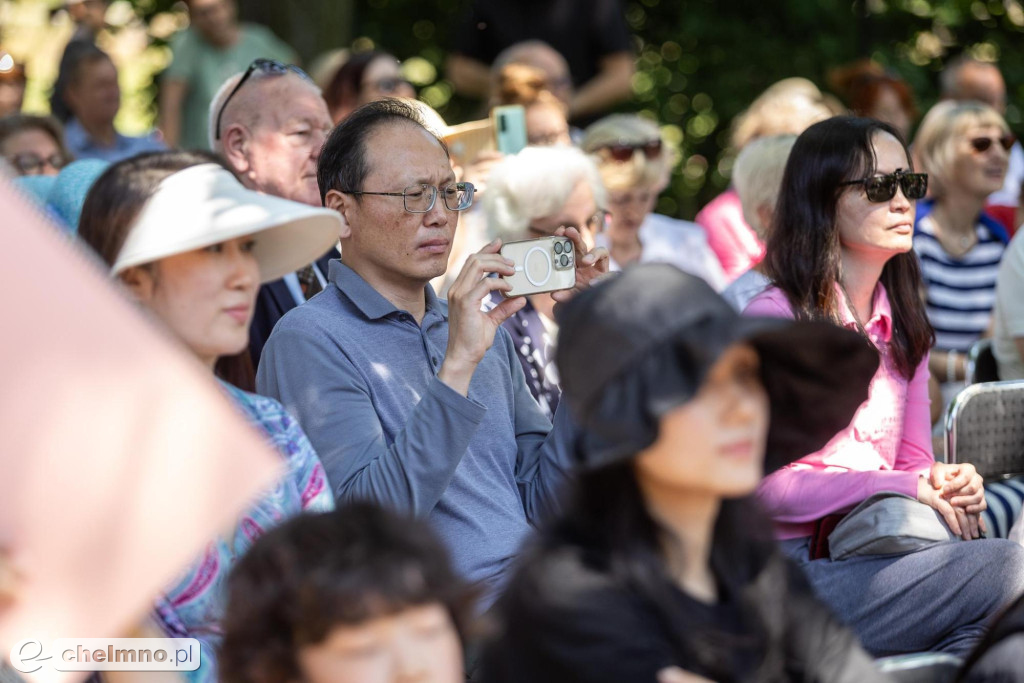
[500,235,577,298]
[492,105,528,155]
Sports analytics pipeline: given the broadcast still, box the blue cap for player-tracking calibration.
[48,159,109,233]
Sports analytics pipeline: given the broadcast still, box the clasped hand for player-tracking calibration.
[917,461,986,540]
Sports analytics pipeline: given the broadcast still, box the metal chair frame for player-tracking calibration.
[944,379,1024,481]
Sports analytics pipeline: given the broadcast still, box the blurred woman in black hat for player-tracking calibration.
[480,263,888,682]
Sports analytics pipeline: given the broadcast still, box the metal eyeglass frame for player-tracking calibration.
[342,182,476,213]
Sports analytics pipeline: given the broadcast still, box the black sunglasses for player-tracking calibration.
[601,139,663,162]
[214,59,312,141]
[838,168,928,203]
[969,134,1016,154]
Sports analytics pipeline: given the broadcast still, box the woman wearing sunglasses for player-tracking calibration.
[911,101,1012,397]
[744,116,1024,657]
[78,150,343,682]
[0,113,71,176]
[581,114,726,290]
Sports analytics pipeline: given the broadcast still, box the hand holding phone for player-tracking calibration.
[500,235,577,298]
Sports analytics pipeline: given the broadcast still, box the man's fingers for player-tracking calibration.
[966,512,981,540]
[464,274,514,307]
[954,508,971,541]
[487,295,527,327]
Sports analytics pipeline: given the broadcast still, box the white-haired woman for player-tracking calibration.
[722,134,797,310]
[912,101,1012,394]
[484,145,607,418]
[582,114,726,291]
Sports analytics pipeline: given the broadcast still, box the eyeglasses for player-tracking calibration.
[342,182,476,213]
[9,152,67,176]
[527,209,612,236]
[599,140,663,163]
[367,76,413,94]
[839,168,928,202]
[969,135,1016,154]
[214,59,312,141]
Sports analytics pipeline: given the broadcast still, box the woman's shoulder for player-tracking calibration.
[742,286,795,319]
[221,382,292,429]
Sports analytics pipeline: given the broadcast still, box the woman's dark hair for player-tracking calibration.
[219,503,475,683]
[78,150,254,389]
[546,458,789,678]
[323,50,387,120]
[765,116,933,379]
[317,96,449,205]
[50,42,112,123]
[78,149,225,266]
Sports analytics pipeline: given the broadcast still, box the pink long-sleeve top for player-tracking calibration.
[743,284,935,539]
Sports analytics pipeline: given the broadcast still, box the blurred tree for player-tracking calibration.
[118,0,1024,218]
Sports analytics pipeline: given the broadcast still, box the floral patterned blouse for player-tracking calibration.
[153,381,334,682]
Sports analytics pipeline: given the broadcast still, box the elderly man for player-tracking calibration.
[256,98,607,608]
[210,60,337,367]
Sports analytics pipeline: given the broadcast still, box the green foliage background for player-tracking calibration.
[127,0,1024,218]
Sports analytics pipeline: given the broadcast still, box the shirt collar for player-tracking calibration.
[65,118,125,152]
[836,281,893,342]
[329,260,445,321]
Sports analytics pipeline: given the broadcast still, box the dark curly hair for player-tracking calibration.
[219,503,475,683]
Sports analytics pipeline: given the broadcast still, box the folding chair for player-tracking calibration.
[965,338,1000,385]
[945,380,1024,480]
[945,380,1024,538]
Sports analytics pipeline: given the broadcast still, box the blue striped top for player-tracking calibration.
[913,202,1009,352]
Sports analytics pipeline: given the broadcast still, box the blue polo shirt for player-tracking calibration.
[256,260,576,607]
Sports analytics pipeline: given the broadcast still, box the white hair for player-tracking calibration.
[732,134,797,237]
[484,146,606,242]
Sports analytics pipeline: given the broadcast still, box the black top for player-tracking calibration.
[480,539,888,683]
[452,0,633,86]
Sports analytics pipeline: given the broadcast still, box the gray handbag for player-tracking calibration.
[828,491,960,560]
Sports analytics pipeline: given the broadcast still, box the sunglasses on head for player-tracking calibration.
[601,139,663,163]
[969,134,1016,154]
[839,168,928,203]
[214,59,312,140]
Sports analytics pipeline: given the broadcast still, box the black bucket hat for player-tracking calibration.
[555,264,880,474]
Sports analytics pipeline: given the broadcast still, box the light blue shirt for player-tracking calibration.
[64,118,165,164]
[256,260,577,607]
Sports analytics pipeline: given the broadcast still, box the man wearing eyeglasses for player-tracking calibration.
[256,98,608,613]
[210,60,337,369]
[159,0,296,151]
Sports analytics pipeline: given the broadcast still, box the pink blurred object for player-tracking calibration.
[0,180,283,682]
[694,187,765,283]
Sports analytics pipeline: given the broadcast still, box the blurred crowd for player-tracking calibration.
[5,0,1024,681]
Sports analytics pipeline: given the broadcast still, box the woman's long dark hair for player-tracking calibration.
[546,458,789,679]
[765,116,933,379]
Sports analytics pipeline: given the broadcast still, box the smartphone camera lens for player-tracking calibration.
[560,254,569,267]
[554,242,563,255]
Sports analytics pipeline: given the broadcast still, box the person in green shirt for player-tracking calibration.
[159,0,296,151]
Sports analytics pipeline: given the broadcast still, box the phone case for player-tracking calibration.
[492,105,528,155]
[500,236,577,298]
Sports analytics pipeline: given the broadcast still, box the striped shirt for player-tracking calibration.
[913,204,1008,352]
